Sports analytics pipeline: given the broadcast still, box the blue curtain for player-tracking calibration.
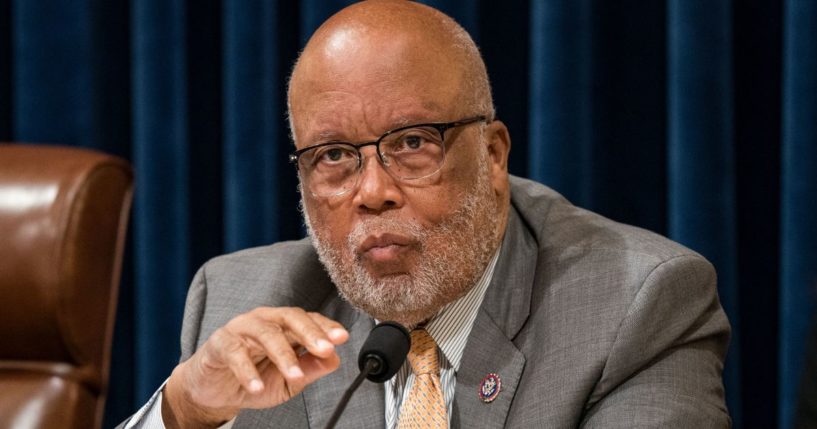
[1,1,815,428]
[780,1,817,427]
[666,0,741,421]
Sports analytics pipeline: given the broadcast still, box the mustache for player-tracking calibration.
[347,217,427,252]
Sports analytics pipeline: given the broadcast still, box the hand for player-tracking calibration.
[161,307,349,428]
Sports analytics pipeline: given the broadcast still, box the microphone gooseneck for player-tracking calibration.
[324,321,410,429]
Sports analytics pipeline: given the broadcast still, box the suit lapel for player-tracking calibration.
[303,295,386,428]
[453,207,537,428]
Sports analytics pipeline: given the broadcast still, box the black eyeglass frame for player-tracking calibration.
[288,115,489,171]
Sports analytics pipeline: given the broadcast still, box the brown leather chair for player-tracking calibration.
[0,144,133,429]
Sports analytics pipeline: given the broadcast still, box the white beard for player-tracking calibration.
[302,147,501,327]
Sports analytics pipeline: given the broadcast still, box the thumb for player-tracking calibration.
[298,351,342,386]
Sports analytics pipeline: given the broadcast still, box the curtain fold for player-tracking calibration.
[780,1,817,427]
[666,0,741,423]
[528,0,594,207]
[223,1,280,251]
[13,1,93,147]
[1,1,815,428]
[130,0,190,402]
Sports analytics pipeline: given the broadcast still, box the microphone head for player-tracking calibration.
[358,321,411,383]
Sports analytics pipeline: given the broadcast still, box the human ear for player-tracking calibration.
[485,120,511,177]
[485,120,511,193]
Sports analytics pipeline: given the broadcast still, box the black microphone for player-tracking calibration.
[324,321,410,429]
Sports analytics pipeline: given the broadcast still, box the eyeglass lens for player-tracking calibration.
[299,125,445,197]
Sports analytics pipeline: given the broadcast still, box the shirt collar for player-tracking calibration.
[423,248,501,371]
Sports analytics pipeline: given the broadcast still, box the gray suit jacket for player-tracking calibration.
[139,176,731,428]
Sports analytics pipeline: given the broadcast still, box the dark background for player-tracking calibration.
[1,1,815,428]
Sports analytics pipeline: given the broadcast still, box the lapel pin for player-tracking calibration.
[478,373,501,403]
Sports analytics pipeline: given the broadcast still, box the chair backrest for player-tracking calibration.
[0,144,133,429]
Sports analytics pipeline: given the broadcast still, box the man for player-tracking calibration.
[122,1,731,427]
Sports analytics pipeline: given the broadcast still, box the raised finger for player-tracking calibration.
[259,307,338,358]
[306,312,349,345]
[219,337,265,394]
[249,324,307,384]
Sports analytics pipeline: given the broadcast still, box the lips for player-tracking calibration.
[357,233,415,262]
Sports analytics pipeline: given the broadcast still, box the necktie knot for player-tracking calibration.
[408,328,439,376]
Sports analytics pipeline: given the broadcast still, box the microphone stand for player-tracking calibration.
[324,359,380,429]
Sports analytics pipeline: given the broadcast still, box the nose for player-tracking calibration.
[351,146,403,213]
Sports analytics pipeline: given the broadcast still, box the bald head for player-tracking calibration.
[287,0,494,145]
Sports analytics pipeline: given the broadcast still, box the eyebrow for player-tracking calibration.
[311,116,435,143]
[316,130,344,140]
[387,113,443,129]
[387,116,412,130]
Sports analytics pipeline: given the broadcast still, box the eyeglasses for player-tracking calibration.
[289,115,487,197]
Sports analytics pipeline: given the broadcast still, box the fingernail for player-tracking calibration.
[288,366,304,378]
[316,339,333,351]
[329,328,347,339]
[249,379,263,392]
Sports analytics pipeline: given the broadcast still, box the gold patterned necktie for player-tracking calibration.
[397,328,447,429]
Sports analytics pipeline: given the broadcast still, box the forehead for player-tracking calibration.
[297,91,447,138]
[289,30,465,145]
